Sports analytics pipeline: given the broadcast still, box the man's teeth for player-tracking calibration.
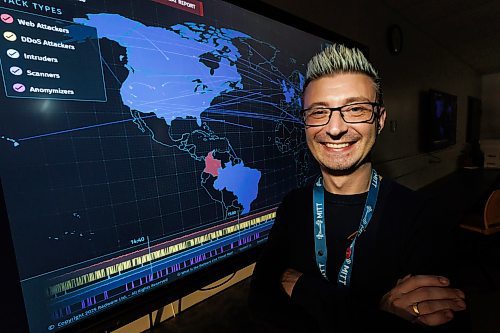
[325,143,350,148]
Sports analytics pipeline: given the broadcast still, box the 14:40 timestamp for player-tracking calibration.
[130,236,146,245]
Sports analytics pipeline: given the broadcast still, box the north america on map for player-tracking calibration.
[73,13,301,217]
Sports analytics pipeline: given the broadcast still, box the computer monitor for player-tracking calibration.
[422,89,458,152]
[0,1,362,332]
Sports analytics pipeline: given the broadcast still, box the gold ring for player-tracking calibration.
[412,302,420,315]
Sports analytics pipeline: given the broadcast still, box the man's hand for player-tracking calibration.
[379,274,466,326]
[281,268,303,297]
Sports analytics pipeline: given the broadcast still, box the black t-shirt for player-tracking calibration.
[249,177,469,332]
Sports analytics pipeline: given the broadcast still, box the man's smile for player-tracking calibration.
[323,142,353,149]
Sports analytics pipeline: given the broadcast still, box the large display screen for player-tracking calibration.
[0,1,357,332]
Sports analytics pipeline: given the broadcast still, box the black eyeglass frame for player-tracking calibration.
[301,101,383,127]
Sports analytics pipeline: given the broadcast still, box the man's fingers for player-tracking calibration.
[415,309,455,326]
[413,298,467,316]
[396,274,412,284]
[381,274,467,326]
[407,286,465,305]
[396,275,450,294]
[280,268,303,297]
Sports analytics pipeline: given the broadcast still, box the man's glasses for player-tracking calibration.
[302,102,381,127]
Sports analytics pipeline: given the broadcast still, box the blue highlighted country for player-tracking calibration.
[74,14,250,126]
[213,162,261,214]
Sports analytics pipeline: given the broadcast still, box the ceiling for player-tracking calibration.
[382,0,500,75]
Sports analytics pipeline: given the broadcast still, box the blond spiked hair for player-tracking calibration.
[304,44,383,104]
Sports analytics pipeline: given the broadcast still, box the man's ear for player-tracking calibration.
[377,107,386,135]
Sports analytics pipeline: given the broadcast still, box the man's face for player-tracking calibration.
[303,73,386,173]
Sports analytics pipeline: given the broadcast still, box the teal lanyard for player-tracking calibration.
[313,169,380,287]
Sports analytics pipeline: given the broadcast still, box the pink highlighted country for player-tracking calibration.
[203,151,222,177]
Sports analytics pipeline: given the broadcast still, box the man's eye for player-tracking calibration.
[348,106,369,113]
[309,109,329,117]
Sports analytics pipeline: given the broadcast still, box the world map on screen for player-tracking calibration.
[0,1,322,278]
[74,13,304,217]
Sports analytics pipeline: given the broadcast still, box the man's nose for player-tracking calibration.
[324,111,348,136]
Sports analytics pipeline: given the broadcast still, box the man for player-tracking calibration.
[249,44,468,332]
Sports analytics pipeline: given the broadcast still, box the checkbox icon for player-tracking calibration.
[3,31,17,42]
[9,66,22,75]
[6,48,19,58]
[13,83,25,93]
[1,14,14,24]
